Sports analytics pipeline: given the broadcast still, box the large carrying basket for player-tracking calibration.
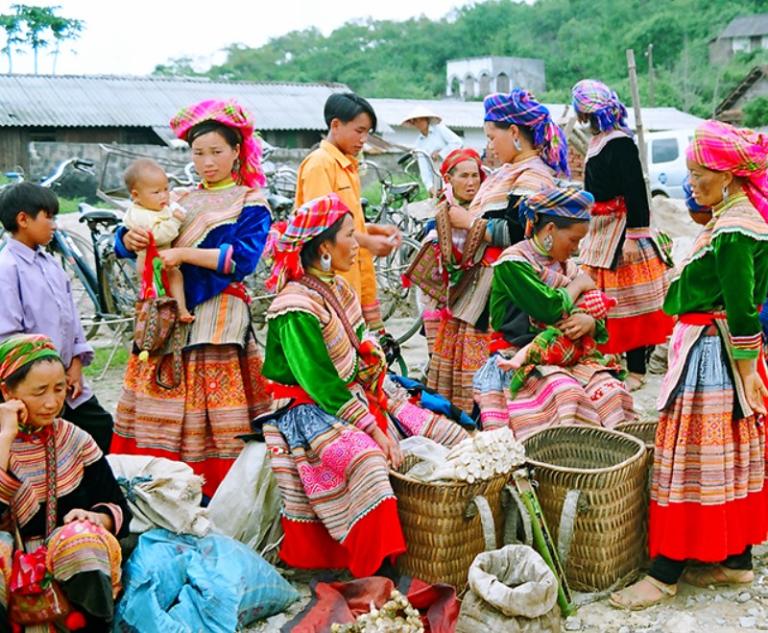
[390,456,509,589]
[522,425,647,592]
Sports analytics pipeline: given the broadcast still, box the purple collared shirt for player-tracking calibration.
[0,238,94,408]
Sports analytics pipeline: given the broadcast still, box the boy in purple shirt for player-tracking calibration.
[0,182,113,452]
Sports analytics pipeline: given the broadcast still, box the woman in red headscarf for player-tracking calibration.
[424,90,564,415]
[111,100,273,497]
[611,121,768,609]
[261,194,467,578]
[410,149,485,356]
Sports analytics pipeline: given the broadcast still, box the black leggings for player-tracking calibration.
[626,346,649,375]
[649,546,753,585]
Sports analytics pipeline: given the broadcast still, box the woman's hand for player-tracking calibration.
[371,428,403,470]
[742,371,768,415]
[63,509,113,532]
[123,227,151,253]
[558,313,596,340]
[159,248,188,268]
[0,400,26,440]
[447,205,473,230]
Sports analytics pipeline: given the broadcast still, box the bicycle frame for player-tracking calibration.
[50,230,102,311]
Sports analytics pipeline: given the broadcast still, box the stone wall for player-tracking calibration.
[28,141,411,203]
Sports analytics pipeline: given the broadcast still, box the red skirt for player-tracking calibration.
[584,235,673,354]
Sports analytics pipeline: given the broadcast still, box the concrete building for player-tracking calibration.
[445,56,545,100]
[709,14,768,65]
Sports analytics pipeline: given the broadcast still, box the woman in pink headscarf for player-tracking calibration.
[611,121,768,609]
[112,100,273,496]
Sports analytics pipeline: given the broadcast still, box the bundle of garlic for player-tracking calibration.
[330,590,424,633]
[443,427,526,484]
[400,428,525,484]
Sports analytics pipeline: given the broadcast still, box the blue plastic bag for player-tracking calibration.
[114,528,299,632]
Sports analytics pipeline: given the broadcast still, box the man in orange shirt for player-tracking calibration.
[295,93,401,330]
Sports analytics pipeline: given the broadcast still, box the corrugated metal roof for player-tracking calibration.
[370,98,703,132]
[0,74,354,130]
[718,14,768,39]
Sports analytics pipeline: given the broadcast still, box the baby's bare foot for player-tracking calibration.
[179,313,195,324]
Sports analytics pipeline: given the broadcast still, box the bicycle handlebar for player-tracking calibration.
[39,157,96,187]
[399,148,442,180]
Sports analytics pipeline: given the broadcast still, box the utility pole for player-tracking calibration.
[646,43,655,107]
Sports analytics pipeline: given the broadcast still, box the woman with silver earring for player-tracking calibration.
[571,79,674,392]
[426,88,565,415]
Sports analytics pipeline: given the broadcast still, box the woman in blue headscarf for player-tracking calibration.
[427,89,564,415]
[473,187,635,439]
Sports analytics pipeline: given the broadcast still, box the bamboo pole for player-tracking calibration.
[626,49,652,201]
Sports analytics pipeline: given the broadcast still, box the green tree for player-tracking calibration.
[11,4,83,74]
[743,96,768,128]
[0,12,23,73]
[165,0,768,120]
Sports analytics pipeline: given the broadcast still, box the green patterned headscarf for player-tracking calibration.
[0,334,61,383]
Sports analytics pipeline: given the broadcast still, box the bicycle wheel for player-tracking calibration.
[375,235,420,323]
[50,230,102,339]
[99,242,137,322]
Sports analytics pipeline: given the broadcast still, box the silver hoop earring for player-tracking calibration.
[722,185,729,202]
[543,234,554,252]
[513,137,522,151]
[320,253,332,272]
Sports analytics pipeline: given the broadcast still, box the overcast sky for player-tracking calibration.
[0,0,470,76]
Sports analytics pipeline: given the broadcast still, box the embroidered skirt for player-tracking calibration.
[473,351,635,439]
[113,340,271,498]
[649,328,768,562]
[583,234,674,354]
[427,317,491,415]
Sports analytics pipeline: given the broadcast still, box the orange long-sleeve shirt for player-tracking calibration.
[295,140,382,329]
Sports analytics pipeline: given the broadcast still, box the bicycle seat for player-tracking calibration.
[361,197,369,211]
[79,208,121,227]
[388,182,420,201]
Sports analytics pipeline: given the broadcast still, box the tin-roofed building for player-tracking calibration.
[0,74,354,172]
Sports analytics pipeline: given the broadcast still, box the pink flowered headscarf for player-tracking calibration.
[687,120,768,222]
[170,99,266,188]
[264,194,350,292]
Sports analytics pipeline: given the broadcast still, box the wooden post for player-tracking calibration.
[626,48,652,200]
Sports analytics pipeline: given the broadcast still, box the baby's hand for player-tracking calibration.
[169,202,187,221]
[496,356,516,371]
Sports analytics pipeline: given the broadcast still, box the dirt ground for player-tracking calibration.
[87,198,768,631]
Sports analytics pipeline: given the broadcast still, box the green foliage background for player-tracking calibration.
[154,0,768,118]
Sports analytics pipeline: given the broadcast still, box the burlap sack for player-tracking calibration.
[456,545,561,633]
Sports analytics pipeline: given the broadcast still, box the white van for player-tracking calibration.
[644,129,695,199]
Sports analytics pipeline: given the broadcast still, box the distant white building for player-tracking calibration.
[446,56,546,100]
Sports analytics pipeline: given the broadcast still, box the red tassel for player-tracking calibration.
[64,610,88,630]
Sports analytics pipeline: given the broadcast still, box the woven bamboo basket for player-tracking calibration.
[522,425,647,591]
[615,420,658,567]
[390,456,509,589]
